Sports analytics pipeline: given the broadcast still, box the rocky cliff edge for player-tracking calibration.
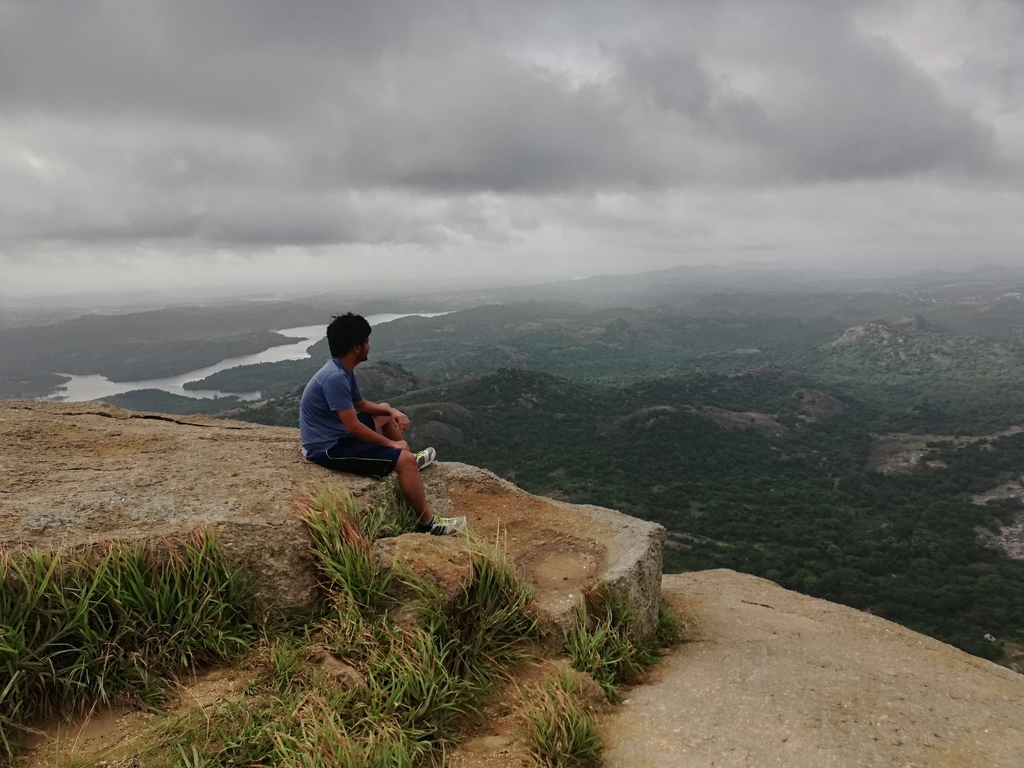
[0,400,664,639]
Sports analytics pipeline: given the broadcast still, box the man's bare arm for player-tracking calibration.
[353,399,392,416]
[353,399,410,431]
[337,409,408,450]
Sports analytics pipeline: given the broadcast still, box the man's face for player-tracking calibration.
[355,339,371,363]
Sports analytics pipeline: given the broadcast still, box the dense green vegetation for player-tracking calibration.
[385,367,1024,661]
[190,296,1024,434]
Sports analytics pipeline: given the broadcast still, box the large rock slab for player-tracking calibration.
[600,570,1024,768]
[0,400,376,608]
[1,402,664,636]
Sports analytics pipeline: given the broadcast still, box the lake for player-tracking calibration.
[48,312,447,402]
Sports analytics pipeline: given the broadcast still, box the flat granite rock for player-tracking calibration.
[1,401,664,638]
[0,400,376,607]
[600,570,1024,768]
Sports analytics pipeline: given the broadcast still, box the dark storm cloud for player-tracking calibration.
[0,0,1014,254]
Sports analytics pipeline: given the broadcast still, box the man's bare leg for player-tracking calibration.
[394,450,433,524]
[371,410,437,525]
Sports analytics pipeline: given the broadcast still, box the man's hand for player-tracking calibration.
[391,439,410,451]
[391,408,410,431]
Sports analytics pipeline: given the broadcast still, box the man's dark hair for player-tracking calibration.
[327,313,372,357]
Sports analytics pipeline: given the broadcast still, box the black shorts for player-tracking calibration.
[308,413,402,477]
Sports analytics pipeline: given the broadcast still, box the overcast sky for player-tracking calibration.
[1,0,1023,299]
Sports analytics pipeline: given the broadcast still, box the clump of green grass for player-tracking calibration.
[298,487,393,612]
[270,693,420,768]
[0,533,257,761]
[161,682,424,768]
[519,674,603,768]
[653,596,682,647]
[564,588,679,701]
[152,492,540,767]
[368,473,420,539]
[412,541,539,691]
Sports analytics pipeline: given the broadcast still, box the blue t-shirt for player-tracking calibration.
[299,358,364,458]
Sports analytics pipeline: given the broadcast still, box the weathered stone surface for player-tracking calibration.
[372,533,475,602]
[547,497,666,641]
[1,402,664,639]
[0,400,377,609]
[421,462,665,642]
[793,388,846,423]
[600,570,1024,768]
[308,648,367,692]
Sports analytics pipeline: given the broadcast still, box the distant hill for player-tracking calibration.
[812,314,1024,432]
[101,389,247,415]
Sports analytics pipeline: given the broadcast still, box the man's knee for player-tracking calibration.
[395,450,416,471]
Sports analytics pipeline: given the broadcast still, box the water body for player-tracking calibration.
[48,312,447,403]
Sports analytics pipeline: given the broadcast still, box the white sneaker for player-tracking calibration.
[435,515,467,532]
[416,515,467,536]
[415,447,437,471]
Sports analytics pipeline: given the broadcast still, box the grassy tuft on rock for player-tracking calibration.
[519,673,604,768]
[564,588,679,701]
[8,486,675,767]
[0,533,258,761]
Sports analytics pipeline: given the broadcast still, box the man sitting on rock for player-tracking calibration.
[299,313,466,536]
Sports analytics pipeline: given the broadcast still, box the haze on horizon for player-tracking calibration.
[2,0,1023,301]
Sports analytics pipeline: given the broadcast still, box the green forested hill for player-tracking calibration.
[186,302,846,394]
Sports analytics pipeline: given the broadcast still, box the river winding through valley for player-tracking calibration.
[48,313,446,403]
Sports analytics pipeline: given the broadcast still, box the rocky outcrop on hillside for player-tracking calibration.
[823,314,1020,374]
[973,479,1024,561]
[687,405,789,437]
[603,405,789,438]
[792,388,845,423]
[827,314,940,349]
[727,364,811,384]
[354,361,430,400]
[0,400,663,639]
